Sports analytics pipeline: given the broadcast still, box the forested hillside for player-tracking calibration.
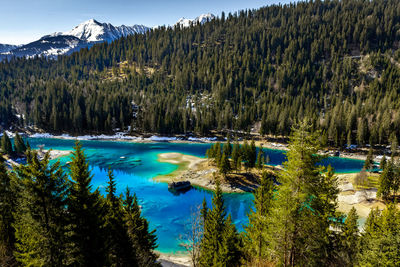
[1,0,400,146]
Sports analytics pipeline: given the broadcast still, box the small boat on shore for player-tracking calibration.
[168,181,191,191]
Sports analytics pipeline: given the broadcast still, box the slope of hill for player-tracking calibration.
[0,0,400,147]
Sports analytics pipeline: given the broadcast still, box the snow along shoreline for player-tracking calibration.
[29,132,219,143]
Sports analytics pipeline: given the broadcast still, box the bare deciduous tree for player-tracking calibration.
[179,205,203,267]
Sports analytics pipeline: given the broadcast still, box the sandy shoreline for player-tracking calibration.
[41,149,72,160]
[155,152,261,193]
[157,252,191,267]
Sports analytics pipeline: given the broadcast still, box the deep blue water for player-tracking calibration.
[26,138,365,253]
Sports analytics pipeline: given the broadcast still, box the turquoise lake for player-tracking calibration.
[27,138,365,254]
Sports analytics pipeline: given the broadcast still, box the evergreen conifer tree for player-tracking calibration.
[66,142,106,266]
[124,188,159,266]
[219,152,231,178]
[380,155,387,170]
[13,151,69,266]
[245,171,274,262]
[1,132,13,155]
[104,168,138,266]
[377,161,394,201]
[358,205,400,265]
[199,180,241,266]
[364,147,374,171]
[0,154,17,266]
[14,133,26,154]
[269,121,340,266]
[340,207,359,265]
[231,142,241,173]
[256,146,264,170]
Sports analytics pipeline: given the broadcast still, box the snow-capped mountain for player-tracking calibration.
[62,19,149,43]
[0,44,18,53]
[0,19,150,60]
[175,13,215,28]
[5,35,86,59]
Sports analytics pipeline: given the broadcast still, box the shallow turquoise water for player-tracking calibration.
[27,138,365,253]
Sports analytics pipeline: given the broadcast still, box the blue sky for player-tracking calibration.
[0,0,291,45]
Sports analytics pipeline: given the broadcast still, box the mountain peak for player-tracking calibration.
[1,19,150,60]
[175,13,215,28]
[62,19,149,43]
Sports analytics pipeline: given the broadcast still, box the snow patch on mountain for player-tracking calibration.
[0,44,18,53]
[175,13,215,28]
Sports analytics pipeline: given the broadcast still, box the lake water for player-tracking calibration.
[27,138,365,253]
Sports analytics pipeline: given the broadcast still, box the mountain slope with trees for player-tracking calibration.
[1,0,400,147]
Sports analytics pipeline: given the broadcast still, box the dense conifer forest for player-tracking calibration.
[1,0,400,146]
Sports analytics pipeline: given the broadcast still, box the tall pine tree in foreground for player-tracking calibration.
[13,150,69,266]
[199,180,241,266]
[0,154,17,266]
[358,204,400,265]
[104,168,138,266]
[244,171,274,264]
[339,207,359,266]
[124,188,159,266]
[66,142,106,266]
[269,120,340,266]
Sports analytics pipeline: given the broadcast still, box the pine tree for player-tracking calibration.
[13,150,69,266]
[219,152,231,178]
[231,142,241,173]
[340,207,359,265]
[199,180,241,266]
[364,147,374,171]
[0,154,17,266]
[269,121,340,266]
[377,161,394,201]
[222,136,232,157]
[14,133,26,154]
[66,142,106,266]
[249,140,257,168]
[1,132,13,155]
[256,146,264,170]
[104,168,138,266]
[380,155,387,170]
[358,205,400,266]
[245,171,274,262]
[124,188,159,266]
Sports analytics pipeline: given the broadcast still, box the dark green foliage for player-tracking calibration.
[377,160,400,201]
[7,145,159,266]
[0,154,17,266]
[363,147,374,171]
[104,168,138,266]
[13,150,69,266]
[231,141,241,172]
[66,142,106,266]
[218,152,231,177]
[199,181,241,266]
[244,171,274,262]
[380,155,387,170]
[256,146,264,170]
[339,207,359,266]
[14,133,26,154]
[269,121,340,266]
[1,132,13,155]
[358,205,400,266]
[124,188,159,266]
[222,139,232,158]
